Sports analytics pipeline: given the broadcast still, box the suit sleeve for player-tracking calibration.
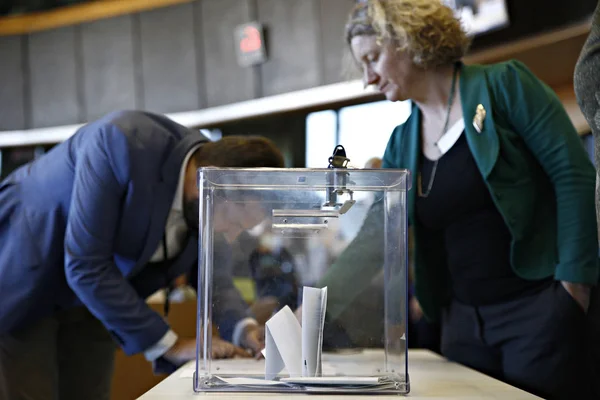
[64,125,171,355]
[494,60,598,284]
[189,234,251,341]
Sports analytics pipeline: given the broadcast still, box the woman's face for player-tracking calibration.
[350,35,418,102]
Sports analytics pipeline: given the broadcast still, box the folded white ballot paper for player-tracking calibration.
[302,286,328,377]
[264,305,302,380]
[264,286,327,380]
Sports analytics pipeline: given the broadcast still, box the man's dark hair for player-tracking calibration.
[194,135,285,168]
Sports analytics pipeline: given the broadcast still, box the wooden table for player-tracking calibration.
[138,349,540,399]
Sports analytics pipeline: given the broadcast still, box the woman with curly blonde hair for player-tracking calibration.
[315,0,600,398]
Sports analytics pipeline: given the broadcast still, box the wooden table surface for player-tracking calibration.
[138,349,541,399]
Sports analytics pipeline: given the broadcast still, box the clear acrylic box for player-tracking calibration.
[194,167,411,394]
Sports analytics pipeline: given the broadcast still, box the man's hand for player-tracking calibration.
[250,296,279,324]
[561,281,591,313]
[163,337,250,366]
[240,324,265,356]
[163,338,197,366]
[212,337,251,359]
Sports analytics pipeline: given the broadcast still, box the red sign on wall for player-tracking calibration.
[234,22,267,67]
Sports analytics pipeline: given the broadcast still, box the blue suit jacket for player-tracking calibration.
[0,110,248,355]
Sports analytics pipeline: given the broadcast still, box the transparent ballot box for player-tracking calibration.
[194,167,411,394]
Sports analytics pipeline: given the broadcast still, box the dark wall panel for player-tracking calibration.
[320,0,356,85]
[0,36,26,130]
[81,15,136,121]
[200,0,256,107]
[0,0,366,134]
[139,2,200,114]
[219,111,307,167]
[28,27,80,128]
[257,0,321,96]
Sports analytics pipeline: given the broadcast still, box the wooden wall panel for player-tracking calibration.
[0,35,26,130]
[28,26,80,128]
[200,0,256,107]
[257,0,321,96]
[139,2,200,113]
[319,0,357,85]
[80,15,137,121]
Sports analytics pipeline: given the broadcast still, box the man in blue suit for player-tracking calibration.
[0,110,285,400]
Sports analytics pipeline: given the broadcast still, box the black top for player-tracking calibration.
[416,134,551,306]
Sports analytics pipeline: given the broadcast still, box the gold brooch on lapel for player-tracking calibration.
[473,104,486,133]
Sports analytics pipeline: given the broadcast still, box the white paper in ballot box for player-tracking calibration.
[264,286,327,380]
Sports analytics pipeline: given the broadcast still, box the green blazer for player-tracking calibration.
[319,60,598,322]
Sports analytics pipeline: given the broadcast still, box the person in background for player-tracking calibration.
[364,156,383,169]
[310,1,600,398]
[575,1,600,238]
[0,110,284,400]
[248,234,299,312]
[574,2,600,396]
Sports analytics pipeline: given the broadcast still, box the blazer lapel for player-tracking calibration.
[404,107,421,225]
[405,63,500,222]
[459,63,499,178]
[126,183,173,278]
[166,236,198,280]
[128,134,208,278]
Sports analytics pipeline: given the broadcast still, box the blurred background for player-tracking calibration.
[0,0,596,179]
[0,0,597,398]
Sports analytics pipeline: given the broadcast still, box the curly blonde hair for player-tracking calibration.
[346,0,471,68]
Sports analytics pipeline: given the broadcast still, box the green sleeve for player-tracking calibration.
[317,199,385,321]
[382,125,404,169]
[492,60,599,284]
[317,126,405,320]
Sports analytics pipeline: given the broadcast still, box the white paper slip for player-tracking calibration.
[264,287,330,380]
[280,376,381,386]
[301,286,328,377]
[264,305,302,380]
[184,359,337,379]
[215,376,288,386]
[210,358,267,375]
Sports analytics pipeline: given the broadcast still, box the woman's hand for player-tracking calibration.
[409,296,424,322]
[561,281,591,312]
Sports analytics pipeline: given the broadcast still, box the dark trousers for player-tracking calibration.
[408,317,441,354]
[0,307,116,400]
[442,281,600,400]
[407,295,442,354]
